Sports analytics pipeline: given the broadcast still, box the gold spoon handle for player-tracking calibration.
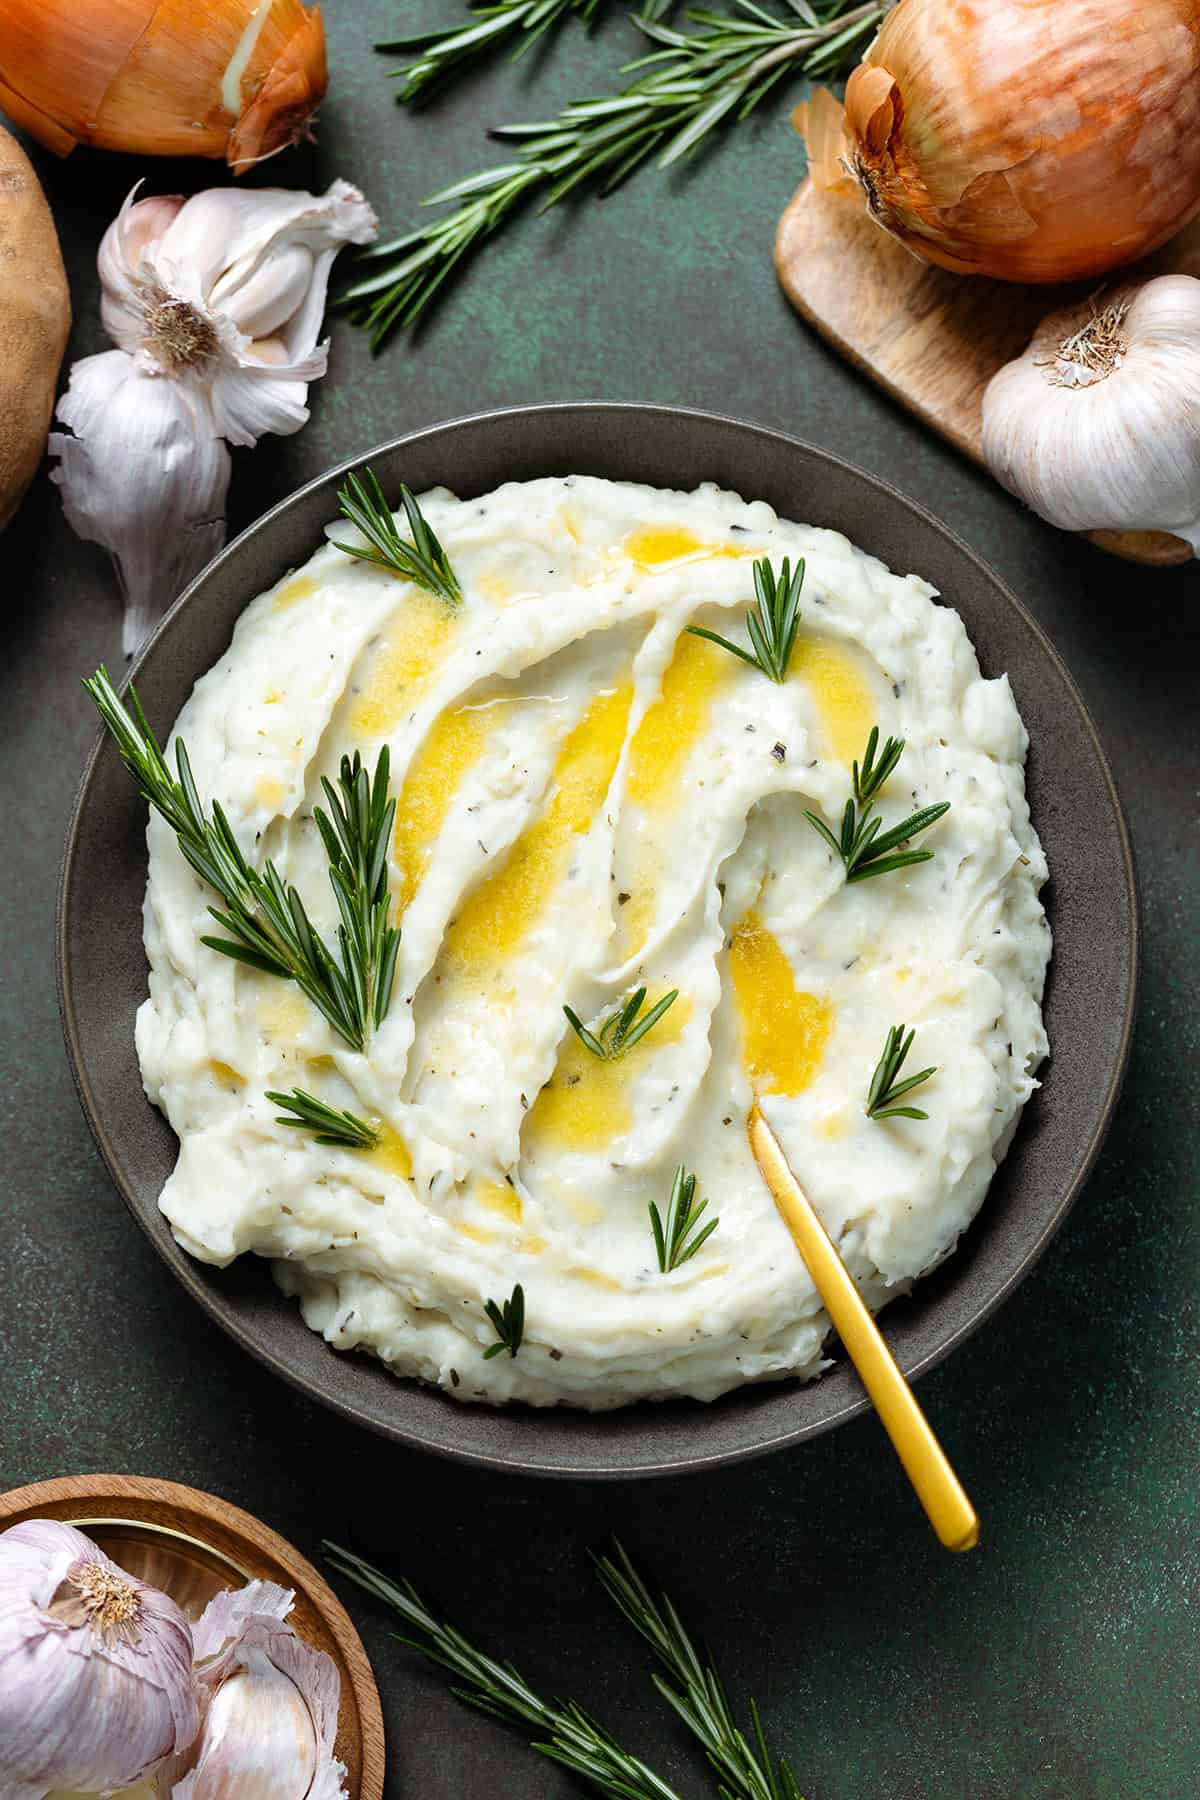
[748,1105,979,1552]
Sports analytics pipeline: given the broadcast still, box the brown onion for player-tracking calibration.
[0,0,327,172]
[843,0,1200,283]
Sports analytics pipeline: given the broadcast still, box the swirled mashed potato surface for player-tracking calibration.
[137,476,1050,1408]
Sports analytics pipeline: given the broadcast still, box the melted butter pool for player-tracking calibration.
[527,988,689,1151]
[350,594,458,738]
[791,635,875,764]
[441,681,633,968]
[625,524,747,569]
[392,702,502,914]
[729,910,833,1096]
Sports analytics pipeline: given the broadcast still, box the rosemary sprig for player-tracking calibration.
[483,1283,526,1358]
[804,727,950,882]
[865,1024,937,1121]
[322,1543,684,1800]
[650,1165,718,1272]
[313,750,402,1034]
[687,556,804,683]
[265,1087,381,1149]
[596,1543,805,1800]
[333,467,462,601]
[83,669,397,1053]
[564,986,679,1061]
[380,0,608,104]
[344,0,889,343]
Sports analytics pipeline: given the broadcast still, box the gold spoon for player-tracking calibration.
[748,1102,979,1552]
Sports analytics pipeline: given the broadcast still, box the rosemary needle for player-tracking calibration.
[865,1024,937,1121]
[266,1088,382,1149]
[804,726,950,883]
[84,669,399,1053]
[483,1283,526,1358]
[333,466,462,601]
[596,1542,806,1800]
[687,556,804,683]
[563,987,679,1061]
[344,0,889,343]
[650,1166,719,1272]
[380,0,610,104]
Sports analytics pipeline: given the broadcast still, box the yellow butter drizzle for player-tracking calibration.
[349,593,458,738]
[442,681,633,968]
[366,1125,413,1182]
[254,773,284,811]
[259,988,311,1041]
[624,525,748,570]
[475,1178,523,1223]
[392,703,501,914]
[526,989,690,1151]
[789,636,875,765]
[729,910,833,1096]
[273,574,319,612]
[625,629,731,810]
[614,628,732,960]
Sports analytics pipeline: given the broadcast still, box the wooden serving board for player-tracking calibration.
[775,177,1200,567]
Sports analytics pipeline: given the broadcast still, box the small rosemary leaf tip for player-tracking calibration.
[805,727,949,883]
[332,465,461,602]
[687,554,804,682]
[865,1023,936,1122]
[266,1088,381,1150]
[564,988,678,1062]
[650,1165,719,1273]
[483,1283,525,1358]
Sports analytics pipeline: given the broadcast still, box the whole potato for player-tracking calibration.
[0,123,70,530]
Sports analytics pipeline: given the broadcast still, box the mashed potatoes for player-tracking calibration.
[137,475,1050,1408]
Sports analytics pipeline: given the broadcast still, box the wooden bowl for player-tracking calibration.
[0,1474,385,1798]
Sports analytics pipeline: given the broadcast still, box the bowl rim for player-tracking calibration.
[57,400,1140,1478]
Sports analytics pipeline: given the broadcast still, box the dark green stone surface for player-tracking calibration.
[2,9,1198,1796]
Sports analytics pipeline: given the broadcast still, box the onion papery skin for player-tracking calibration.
[0,0,328,171]
[844,0,1200,283]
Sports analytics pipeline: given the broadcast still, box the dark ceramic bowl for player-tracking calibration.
[58,404,1138,1478]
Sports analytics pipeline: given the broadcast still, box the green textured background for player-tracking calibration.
[3,6,1199,1796]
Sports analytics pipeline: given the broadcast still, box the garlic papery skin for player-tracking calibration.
[161,1580,347,1800]
[0,1519,199,1800]
[51,178,376,654]
[981,275,1200,553]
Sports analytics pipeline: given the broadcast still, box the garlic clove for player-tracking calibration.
[49,349,231,655]
[224,241,316,341]
[164,1579,348,1800]
[173,1648,320,1799]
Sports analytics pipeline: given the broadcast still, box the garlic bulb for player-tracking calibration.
[982,275,1200,552]
[0,1518,199,1800]
[843,0,1200,283]
[49,178,377,654]
[161,1579,347,1799]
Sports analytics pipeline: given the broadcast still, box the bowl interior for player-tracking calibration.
[58,404,1138,1478]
